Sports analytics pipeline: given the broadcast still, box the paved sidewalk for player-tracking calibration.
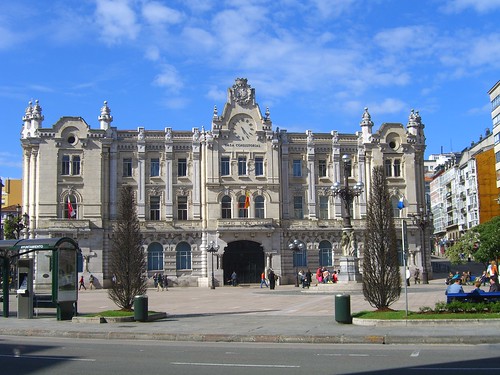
[1,278,499,345]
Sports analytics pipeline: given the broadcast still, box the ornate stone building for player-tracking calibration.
[20,78,428,288]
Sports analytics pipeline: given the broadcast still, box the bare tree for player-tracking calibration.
[362,166,401,310]
[108,185,147,311]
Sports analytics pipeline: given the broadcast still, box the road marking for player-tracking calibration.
[172,362,300,368]
[411,350,420,357]
[0,354,96,362]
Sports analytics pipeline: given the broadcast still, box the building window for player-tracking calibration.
[318,159,327,177]
[150,158,160,177]
[238,156,247,175]
[221,195,232,218]
[176,242,192,270]
[294,196,303,219]
[385,159,392,177]
[319,240,333,267]
[238,195,249,218]
[177,195,188,220]
[293,159,302,177]
[345,159,352,178]
[178,158,187,177]
[319,196,329,219]
[62,155,70,175]
[255,157,264,176]
[64,194,78,219]
[221,156,230,176]
[255,195,265,218]
[393,159,401,177]
[123,158,132,177]
[147,242,163,271]
[293,247,307,267]
[150,196,160,220]
[61,155,80,176]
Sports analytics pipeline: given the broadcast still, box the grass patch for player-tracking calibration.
[81,310,160,317]
[353,310,500,320]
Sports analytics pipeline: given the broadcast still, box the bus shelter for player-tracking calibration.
[0,237,80,320]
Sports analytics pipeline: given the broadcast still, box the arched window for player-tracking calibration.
[385,159,392,177]
[176,242,192,270]
[64,194,78,219]
[393,159,401,177]
[238,195,248,218]
[293,246,307,267]
[221,195,231,218]
[319,240,333,267]
[254,195,265,218]
[147,242,164,271]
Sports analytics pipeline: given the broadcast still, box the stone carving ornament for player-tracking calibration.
[232,78,253,105]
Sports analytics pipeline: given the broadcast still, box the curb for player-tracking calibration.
[71,312,167,324]
[352,317,500,326]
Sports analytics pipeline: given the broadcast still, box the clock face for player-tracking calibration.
[232,116,255,141]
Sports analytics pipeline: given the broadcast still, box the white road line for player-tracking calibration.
[171,362,300,368]
[411,350,420,357]
[0,354,96,362]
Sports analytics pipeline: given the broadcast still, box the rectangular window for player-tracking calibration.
[394,159,401,177]
[294,196,303,219]
[293,250,307,267]
[385,159,392,177]
[293,159,302,177]
[319,196,329,219]
[255,157,264,176]
[150,158,160,177]
[123,158,132,177]
[318,159,327,177]
[238,156,247,175]
[177,196,188,220]
[150,196,160,220]
[221,156,230,176]
[72,156,81,175]
[62,155,70,175]
[178,158,187,177]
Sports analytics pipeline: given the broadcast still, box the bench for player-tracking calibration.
[446,291,500,304]
[33,294,57,309]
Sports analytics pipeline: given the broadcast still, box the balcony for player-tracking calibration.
[217,218,275,231]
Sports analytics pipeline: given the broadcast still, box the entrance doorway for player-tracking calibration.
[222,241,264,284]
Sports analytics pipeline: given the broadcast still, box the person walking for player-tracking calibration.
[405,267,411,287]
[260,271,268,288]
[79,275,86,290]
[231,271,238,286]
[89,274,95,290]
[304,269,312,289]
[414,268,421,285]
[268,269,276,290]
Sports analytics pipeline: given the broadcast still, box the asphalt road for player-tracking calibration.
[1,336,500,375]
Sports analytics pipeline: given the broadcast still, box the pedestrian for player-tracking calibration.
[112,274,117,284]
[268,269,276,290]
[304,269,312,288]
[79,275,86,290]
[157,274,163,292]
[405,267,410,287]
[298,269,305,288]
[153,273,158,289]
[231,271,237,286]
[445,274,464,295]
[489,274,500,292]
[89,274,95,290]
[260,271,268,288]
[414,268,420,284]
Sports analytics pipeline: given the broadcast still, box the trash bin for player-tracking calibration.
[134,295,148,322]
[335,294,351,324]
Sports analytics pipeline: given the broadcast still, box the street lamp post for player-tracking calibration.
[410,207,433,284]
[331,154,364,282]
[207,240,219,289]
[8,204,29,239]
[288,239,305,287]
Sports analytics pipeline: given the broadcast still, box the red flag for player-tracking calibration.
[244,191,250,209]
[67,197,76,219]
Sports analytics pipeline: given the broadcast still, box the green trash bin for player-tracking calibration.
[134,295,148,322]
[335,294,351,324]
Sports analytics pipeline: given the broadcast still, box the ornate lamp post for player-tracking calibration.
[288,239,305,287]
[207,240,219,289]
[8,204,29,239]
[410,207,433,284]
[331,154,364,282]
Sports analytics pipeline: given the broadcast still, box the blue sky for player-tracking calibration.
[1,0,499,179]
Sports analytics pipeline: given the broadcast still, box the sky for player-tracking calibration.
[1,0,499,180]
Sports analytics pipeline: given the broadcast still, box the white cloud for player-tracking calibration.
[206,85,226,102]
[94,0,140,44]
[311,0,357,19]
[145,45,161,61]
[369,98,407,115]
[142,1,183,25]
[374,26,437,54]
[0,25,20,49]
[441,0,500,14]
[153,64,183,92]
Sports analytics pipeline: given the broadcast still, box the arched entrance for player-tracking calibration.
[222,240,264,284]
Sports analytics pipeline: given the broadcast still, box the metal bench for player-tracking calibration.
[33,294,57,309]
[446,291,500,304]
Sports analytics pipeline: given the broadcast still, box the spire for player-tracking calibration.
[98,100,113,130]
[360,107,373,143]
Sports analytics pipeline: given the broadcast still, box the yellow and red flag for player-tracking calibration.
[244,190,250,209]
